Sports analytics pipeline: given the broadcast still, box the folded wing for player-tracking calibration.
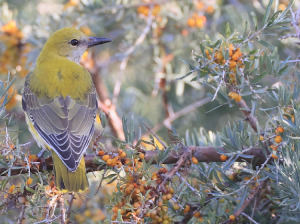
[22,73,97,172]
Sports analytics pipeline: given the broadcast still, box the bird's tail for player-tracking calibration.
[51,151,88,192]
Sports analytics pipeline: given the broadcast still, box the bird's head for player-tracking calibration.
[38,27,111,64]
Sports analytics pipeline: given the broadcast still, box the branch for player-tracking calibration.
[228,179,268,224]
[66,193,75,222]
[0,146,267,176]
[151,97,211,133]
[112,5,153,106]
[17,205,26,224]
[58,195,66,224]
[236,98,259,133]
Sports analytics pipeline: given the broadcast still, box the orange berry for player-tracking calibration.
[193,211,201,217]
[220,154,227,161]
[187,18,196,27]
[270,145,277,151]
[137,6,149,16]
[120,151,127,158]
[235,94,242,102]
[278,4,287,11]
[133,202,141,208]
[206,5,214,14]
[228,174,235,181]
[191,157,198,164]
[152,5,161,16]
[276,127,284,134]
[98,150,105,156]
[139,153,145,159]
[260,135,264,141]
[196,16,205,28]
[275,135,282,143]
[26,177,33,186]
[229,215,235,220]
[158,201,163,207]
[102,155,110,161]
[229,60,237,69]
[107,159,114,166]
[216,52,223,60]
[184,205,190,213]
[272,154,278,160]
[166,193,172,199]
[231,53,239,61]
[182,29,189,36]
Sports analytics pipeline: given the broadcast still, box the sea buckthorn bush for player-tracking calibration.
[1,0,300,224]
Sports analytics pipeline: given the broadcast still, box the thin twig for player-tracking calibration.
[241,212,259,224]
[17,205,26,224]
[228,179,269,224]
[95,167,107,196]
[66,193,75,222]
[176,172,202,198]
[58,196,66,224]
[143,123,167,149]
[111,5,153,106]
[151,96,211,132]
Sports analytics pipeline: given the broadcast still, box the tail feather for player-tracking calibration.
[52,151,88,192]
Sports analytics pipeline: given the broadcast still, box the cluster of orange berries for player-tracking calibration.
[4,177,33,200]
[101,150,123,167]
[195,1,215,14]
[0,20,30,78]
[268,126,284,160]
[137,4,161,17]
[205,44,244,85]
[110,167,176,223]
[187,14,206,28]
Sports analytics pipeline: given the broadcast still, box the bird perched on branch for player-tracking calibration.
[22,27,111,192]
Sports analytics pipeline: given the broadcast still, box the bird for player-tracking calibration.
[22,27,111,192]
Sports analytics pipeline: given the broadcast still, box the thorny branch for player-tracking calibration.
[0,146,267,176]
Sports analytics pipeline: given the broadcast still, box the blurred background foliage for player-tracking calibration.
[0,0,297,223]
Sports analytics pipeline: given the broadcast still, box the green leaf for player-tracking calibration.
[263,0,274,26]
[258,40,275,50]
[251,71,269,84]
[225,23,231,38]
[99,110,107,128]
[250,11,257,31]
[243,21,248,38]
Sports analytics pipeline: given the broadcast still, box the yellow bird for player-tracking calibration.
[22,27,111,192]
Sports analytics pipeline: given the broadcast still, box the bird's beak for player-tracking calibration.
[88,37,112,48]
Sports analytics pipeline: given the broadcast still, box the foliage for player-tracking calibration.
[1,0,300,224]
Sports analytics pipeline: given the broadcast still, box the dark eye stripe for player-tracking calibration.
[70,39,79,46]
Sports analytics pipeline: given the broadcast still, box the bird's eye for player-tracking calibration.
[70,39,79,46]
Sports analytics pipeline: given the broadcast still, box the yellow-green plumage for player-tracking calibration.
[22,27,111,192]
[52,152,88,193]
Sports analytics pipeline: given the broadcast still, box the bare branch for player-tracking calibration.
[58,196,66,224]
[17,205,26,224]
[66,193,75,222]
[112,5,153,106]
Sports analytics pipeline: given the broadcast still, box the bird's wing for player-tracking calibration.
[22,72,97,172]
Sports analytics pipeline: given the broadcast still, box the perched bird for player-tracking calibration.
[22,27,111,192]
